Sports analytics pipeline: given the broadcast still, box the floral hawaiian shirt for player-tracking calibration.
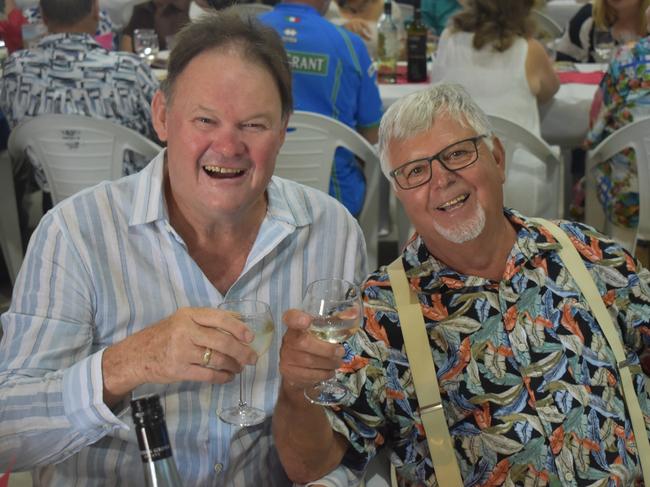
[585,37,650,229]
[327,210,650,486]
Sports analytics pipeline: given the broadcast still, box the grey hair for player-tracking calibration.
[378,83,494,180]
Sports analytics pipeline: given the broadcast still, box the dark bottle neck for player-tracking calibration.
[383,1,392,16]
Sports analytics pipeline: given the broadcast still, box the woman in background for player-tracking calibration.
[584,5,650,230]
[120,0,190,51]
[431,0,558,134]
[556,0,649,63]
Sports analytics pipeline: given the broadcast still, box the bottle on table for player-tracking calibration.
[406,0,428,82]
[376,0,399,84]
[131,394,183,487]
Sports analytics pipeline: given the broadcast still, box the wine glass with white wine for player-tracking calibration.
[217,299,275,427]
[593,28,615,63]
[302,278,363,406]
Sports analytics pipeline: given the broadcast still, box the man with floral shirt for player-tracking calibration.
[0,0,159,191]
[273,83,650,486]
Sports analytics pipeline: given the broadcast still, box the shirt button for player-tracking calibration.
[564,472,574,481]
[517,342,527,351]
[214,463,223,474]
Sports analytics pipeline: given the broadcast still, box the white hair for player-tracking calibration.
[378,83,494,181]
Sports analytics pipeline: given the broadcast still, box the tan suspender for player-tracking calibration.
[531,218,650,485]
[385,218,650,485]
[386,258,464,487]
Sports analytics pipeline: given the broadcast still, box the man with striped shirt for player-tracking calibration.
[0,10,366,486]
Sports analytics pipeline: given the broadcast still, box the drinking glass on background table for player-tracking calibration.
[217,300,275,427]
[302,278,363,406]
[593,28,615,63]
[133,29,159,64]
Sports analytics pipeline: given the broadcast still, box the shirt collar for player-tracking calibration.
[129,150,311,229]
[403,208,562,286]
[37,32,104,50]
[274,3,320,15]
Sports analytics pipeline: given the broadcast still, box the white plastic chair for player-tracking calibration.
[488,114,564,219]
[585,117,650,253]
[532,9,564,39]
[276,111,381,270]
[1,114,162,285]
[8,114,162,205]
[234,2,273,17]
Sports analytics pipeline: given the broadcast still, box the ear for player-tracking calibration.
[491,136,506,183]
[151,90,169,143]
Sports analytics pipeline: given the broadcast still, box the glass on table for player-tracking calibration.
[217,299,275,427]
[302,278,363,406]
[133,28,159,64]
[592,28,615,63]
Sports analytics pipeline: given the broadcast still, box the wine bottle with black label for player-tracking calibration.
[131,395,183,487]
[406,1,428,82]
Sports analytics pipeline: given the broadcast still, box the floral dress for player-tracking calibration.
[585,36,650,228]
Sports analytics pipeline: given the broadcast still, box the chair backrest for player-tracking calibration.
[234,3,273,17]
[276,111,381,270]
[395,2,414,22]
[532,9,564,39]
[488,114,564,219]
[8,114,162,204]
[585,116,650,253]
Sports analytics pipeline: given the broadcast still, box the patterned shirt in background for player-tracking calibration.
[327,210,650,486]
[585,37,650,229]
[0,33,159,190]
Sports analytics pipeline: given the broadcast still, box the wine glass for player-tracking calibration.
[593,28,615,63]
[302,278,363,406]
[217,299,275,427]
[133,29,159,64]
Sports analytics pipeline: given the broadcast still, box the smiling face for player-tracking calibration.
[152,46,288,226]
[388,113,506,250]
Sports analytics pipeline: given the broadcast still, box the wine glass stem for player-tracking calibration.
[238,370,247,409]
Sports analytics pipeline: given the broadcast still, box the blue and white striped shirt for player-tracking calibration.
[0,151,367,486]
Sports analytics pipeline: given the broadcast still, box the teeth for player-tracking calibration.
[439,194,467,209]
[204,165,243,174]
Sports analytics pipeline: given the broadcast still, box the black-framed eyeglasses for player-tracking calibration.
[389,135,488,190]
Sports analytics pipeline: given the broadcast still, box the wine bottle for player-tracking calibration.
[406,1,428,82]
[131,395,183,487]
[376,0,399,84]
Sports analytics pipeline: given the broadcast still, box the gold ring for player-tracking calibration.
[202,347,213,367]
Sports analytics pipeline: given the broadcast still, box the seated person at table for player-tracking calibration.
[0,10,366,486]
[261,0,382,217]
[275,82,650,486]
[0,0,159,192]
[325,0,404,59]
[431,0,559,216]
[556,0,649,63]
[584,5,650,230]
[120,0,190,52]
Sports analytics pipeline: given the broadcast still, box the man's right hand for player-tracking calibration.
[102,307,258,406]
[278,309,345,395]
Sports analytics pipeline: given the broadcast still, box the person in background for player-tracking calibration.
[274,82,650,486]
[431,0,559,216]
[556,0,649,63]
[421,0,459,35]
[0,9,366,486]
[583,5,650,236]
[326,0,405,59]
[0,0,158,205]
[260,0,382,217]
[120,0,190,51]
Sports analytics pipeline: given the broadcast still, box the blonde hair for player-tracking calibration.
[451,0,536,52]
[592,0,650,36]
